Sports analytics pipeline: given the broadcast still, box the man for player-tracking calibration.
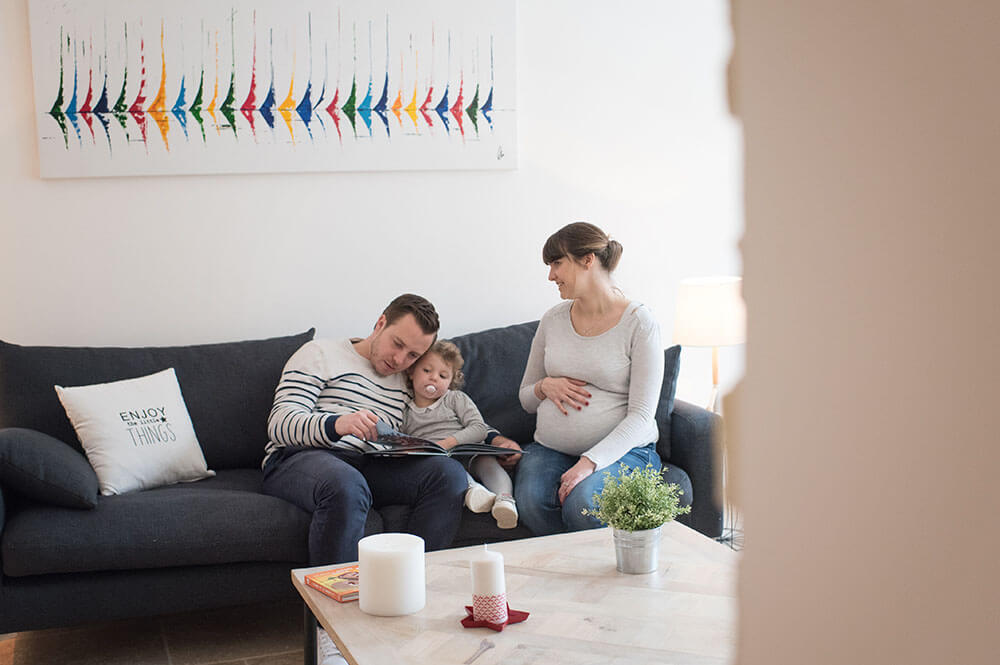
[261,293,468,565]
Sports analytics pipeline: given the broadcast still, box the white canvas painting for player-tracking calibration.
[28,0,516,178]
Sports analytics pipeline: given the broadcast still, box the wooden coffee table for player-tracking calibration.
[292,523,738,665]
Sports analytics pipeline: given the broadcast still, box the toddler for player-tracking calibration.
[383,340,518,529]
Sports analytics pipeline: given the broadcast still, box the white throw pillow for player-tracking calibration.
[55,368,215,495]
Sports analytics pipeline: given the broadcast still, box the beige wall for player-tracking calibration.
[735,2,1000,663]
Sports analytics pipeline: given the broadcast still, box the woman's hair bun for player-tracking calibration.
[603,238,623,272]
[543,221,624,273]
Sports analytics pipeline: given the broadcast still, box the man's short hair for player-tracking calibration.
[382,294,440,336]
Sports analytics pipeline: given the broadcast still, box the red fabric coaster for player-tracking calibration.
[460,604,529,632]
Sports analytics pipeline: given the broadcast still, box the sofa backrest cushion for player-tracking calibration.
[449,321,539,445]
[0,330,315,471]
[655,344,682,459]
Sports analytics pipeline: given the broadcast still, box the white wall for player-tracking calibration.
[0,0,742,405]
[736,2,1000,664]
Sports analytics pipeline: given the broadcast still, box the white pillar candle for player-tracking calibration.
[470,544,507,623]
[470,544,505,596]
[358,533,425,616]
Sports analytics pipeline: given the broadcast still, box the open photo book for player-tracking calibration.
[365,433,524,457]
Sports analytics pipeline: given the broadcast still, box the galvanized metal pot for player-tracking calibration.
[613,526,663,574]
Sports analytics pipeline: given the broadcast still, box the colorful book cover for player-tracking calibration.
[304,564,360,603]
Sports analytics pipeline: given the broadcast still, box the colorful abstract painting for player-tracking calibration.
[28,0,516,178]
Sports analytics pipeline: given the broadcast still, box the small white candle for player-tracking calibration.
[470,544,505,596]
[470,545,507,623]
[358,533,425,616]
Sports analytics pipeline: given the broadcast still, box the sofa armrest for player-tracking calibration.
[659,400,723,539]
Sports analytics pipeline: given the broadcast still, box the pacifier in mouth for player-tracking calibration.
[425,385,437,394]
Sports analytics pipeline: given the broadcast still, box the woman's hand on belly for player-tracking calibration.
[538,376,592,415]
[559,456,597,505]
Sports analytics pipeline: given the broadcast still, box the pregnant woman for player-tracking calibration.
[515,222,664,535]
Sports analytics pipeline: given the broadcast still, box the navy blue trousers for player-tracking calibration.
[263,447,467,566]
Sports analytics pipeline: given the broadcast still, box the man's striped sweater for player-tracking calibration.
[263,338,409,466]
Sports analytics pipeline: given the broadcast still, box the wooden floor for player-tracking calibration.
[0,599,304,665]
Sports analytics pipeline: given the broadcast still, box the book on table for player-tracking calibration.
[304,564,360,602]
[364,433,523,457]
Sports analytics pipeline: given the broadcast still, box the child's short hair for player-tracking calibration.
[429,340,465,390]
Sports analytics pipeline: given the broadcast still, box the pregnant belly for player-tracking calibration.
[535,390,627,452]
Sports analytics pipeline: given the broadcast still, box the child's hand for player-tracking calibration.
[436,436,459,450]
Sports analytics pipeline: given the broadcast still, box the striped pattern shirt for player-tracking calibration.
[263,338,410,466]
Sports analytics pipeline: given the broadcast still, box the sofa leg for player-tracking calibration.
[304,603,318,665]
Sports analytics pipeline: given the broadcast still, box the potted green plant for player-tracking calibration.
[583,463,692,574]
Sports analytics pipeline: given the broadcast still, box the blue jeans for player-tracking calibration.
[262,447,467,566]
[514,442,661,536]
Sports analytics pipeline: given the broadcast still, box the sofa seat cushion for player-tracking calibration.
[1,469,310,577]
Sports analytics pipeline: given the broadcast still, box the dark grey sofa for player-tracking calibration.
[0,323,721,634]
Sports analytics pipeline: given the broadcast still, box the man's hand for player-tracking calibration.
[558,456,596,504]
[490,435,523,469]
[537,377,592,415]
[334,410,379,441]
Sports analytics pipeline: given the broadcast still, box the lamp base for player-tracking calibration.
[706,384,720,413]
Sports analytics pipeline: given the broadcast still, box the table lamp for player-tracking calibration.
[672,276,746,413]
